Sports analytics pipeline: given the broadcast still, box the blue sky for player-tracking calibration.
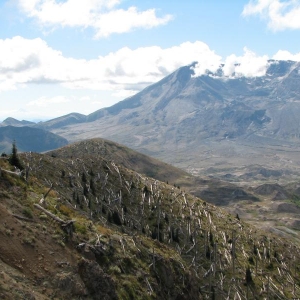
[1,0,300,121]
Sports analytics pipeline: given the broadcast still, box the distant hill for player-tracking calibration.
[48,138,300,246]
[0,125,68,153]
[1,117,35,127]
[48,138,190,184]
[35,112,86,130]
[48,138,259,206]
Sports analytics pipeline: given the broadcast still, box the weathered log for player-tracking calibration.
[34,203,75,238]
[145,277,153,295]
[1,168,22,177]
[33,203,65,224]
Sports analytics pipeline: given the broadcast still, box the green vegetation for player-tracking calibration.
[8,141,23,170]
[22,207,33,219]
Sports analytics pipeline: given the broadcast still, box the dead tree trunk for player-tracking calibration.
[34,204,75,238]
[232,230,236,278]
[34,203,65,223]
[39,183,54,205]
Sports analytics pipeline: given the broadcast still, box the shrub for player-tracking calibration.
[23,236,35,247]
[5,229,12,236]
[59,205,73,217]
[39,213,48,220]
[108,265,122,275]
[22,207,33,219]
[74,222,87,235]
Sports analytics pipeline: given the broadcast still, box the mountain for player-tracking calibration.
[34,60,300,183]
[36,112,87,130]
[1,117,35,127]
[1,139,300,299]
[0,125,68,153]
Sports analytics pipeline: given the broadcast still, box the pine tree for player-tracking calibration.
[8,141,23,170]
[90,178,96,196]
[81,172,87,183]
[83,184,89,196]
[246,266,253,284]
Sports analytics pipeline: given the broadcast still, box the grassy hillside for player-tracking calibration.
[1,141,300,299]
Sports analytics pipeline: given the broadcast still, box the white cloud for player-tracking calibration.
[2,36,295,97]
[273,50,300,61]
[242,0,300,31]
[0,37,223,94]
[27,95,70,107]
[94,7,173,38]
[17,0,173,38]
[192,47,270,79]
[191,43,222,76]
[222,47,269,77]
[0,36,69,91]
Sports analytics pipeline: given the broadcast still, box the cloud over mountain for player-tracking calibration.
[0,38,224,94]
[1,35,300,117]
[222,47,269,77]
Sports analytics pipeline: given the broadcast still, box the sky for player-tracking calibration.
[1,0,300,122]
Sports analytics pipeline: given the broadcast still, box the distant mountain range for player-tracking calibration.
[0,117,36,127]
[2,59,300,181]
[0,125,68,153]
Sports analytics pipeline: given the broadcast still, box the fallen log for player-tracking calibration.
[34,203,66,223]
[0,168,22,177]
[34,203,75,238]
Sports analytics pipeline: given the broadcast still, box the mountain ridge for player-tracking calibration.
[0,125,68,153]
[0,117,35,127]
[3,59,300,182]
[43,60,300,183]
